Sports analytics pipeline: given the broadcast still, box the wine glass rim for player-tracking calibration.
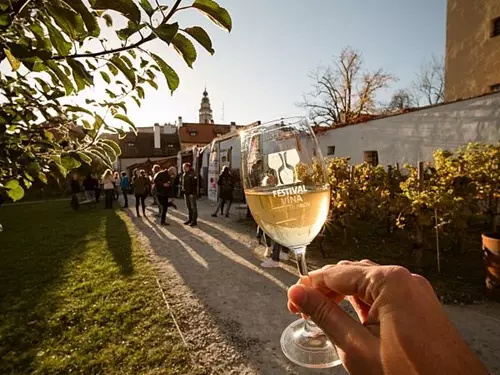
[240,116,310,135]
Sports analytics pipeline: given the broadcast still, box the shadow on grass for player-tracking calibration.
[0,201,102,372]
[105,210,133,276]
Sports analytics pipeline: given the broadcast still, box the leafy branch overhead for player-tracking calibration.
[0,0,232,201]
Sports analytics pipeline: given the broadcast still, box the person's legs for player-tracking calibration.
[220,200,225,215]
[135,194,141,216]
[141,194,146,215]
[224,200,232,217]
[159,196,169,224]
[212,198,223,217]
[123,189,128,208]
[189,195,198,225]
[184,195,192,224]
[95,189,101,203]
[105,190,113,208]
[261,241,280,268]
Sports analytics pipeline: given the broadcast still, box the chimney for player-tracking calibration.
[230,122,236,132]
[177,116,183,127]
[154,123,160,149]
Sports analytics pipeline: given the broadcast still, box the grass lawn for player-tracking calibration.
[0,201,197,375]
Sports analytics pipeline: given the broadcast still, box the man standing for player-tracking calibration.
[151,164,161,216]
[154,167,171,226]
[120,171,130,208]
[181,163,198,227]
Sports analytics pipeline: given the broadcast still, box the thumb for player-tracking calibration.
[288,284,372,350]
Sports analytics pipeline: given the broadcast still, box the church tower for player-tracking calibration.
[199,88,213,124]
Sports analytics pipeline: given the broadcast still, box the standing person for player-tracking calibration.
[167,166,179,210]
[211,166,234,218]
[93,174,101,203]
[83,173,96,201]
[102,169,114,209]
[181,163,198,227]
[154,167,171,225]
[70,174,81,210]
[112,171,120,200]
[151,165,161,216]
[133,169,149,217]
[131,168,139,195]
[120,171,130,208]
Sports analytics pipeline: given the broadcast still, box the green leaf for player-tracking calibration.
[93,0,141,23]
[46,61,74,95]
[192,0,232,32]
[61,153,82,171]
[140,58,148,68]
[30,23,52,51]
[46,2,86,41]
[139,0,154,16]
[6,182,24,201]
[67,58,94,91]
[136,86,145,99]
[45,21,72,55]
[172,33,197,68]
[102,13,113,27]
[35,77,51,93]
[101,138,122,157]
[86,59,97,70]
[146,69,155,80]
[100,71,111,84]
[107,62,119,75]
[23,178,33,189]
[121,54,133,68]
[127,50,136,58]
[151,53,179,94]
[0,12,11,28]
[154,23,179,44]
[117,22,145,40]
[5,179,20,190]
[66,0,101,37]
[76,151,93,164]
[147,79,158,90]
[38,172,48,184]
[50,155,68,177]
[132,95,141,107]
[3,48,21,71]
[65,105,93,115]
[110,55,136,87]
[114,113,136,131]
[184,26,214,54]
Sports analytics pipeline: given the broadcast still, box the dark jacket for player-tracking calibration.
[83,176,97,191]
[133,175,148,196]
[218,173,234,201]
[181,170,197,196]
[70,179,80,194]
[154,170,170,197]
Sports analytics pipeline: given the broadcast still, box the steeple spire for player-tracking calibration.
[199,88,213,124]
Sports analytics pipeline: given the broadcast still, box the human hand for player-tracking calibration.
[287,260,489,375]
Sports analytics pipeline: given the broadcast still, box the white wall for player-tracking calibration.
[316,93,500,165]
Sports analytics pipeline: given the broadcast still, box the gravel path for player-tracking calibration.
[126,197,500,375]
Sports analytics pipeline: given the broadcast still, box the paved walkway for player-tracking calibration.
[125,197,500,375]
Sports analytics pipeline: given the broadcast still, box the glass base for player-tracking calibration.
[281,318,342,369]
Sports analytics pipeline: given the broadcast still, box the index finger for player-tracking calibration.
[301,263,413,306]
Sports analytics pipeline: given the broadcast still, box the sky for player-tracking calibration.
[131,0,447,126]
[4,0,448,127]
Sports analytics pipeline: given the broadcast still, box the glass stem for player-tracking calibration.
[292,246,322,333]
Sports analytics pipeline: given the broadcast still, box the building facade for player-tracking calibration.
[315,92,500,166]
[445,0,500,101]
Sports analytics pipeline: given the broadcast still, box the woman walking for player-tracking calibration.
[133,169,149,217]
[102,169,115,209]
[211,166,234,218]
[112,171,120,200]
[120,171,130,208]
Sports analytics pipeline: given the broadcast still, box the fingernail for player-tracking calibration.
[288,284,307,307]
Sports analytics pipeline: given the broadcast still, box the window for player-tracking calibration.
[327,146,335,155]
[490,83,500,92]
[363,150,379,166]
[190,132,197,136]
[492,17,500,37]
[127,141,135,147]
[167,143,174,148]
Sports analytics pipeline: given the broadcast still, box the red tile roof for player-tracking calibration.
[178,123,243,145]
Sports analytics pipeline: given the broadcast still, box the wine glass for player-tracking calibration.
[240,117,341,368]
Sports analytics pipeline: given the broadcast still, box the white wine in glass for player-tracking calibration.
[240,117,341,369]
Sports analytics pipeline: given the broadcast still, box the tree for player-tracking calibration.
[413,55,444,106]
[0,0,232,201]
[299,46,395,127]
[387,89,418,112]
